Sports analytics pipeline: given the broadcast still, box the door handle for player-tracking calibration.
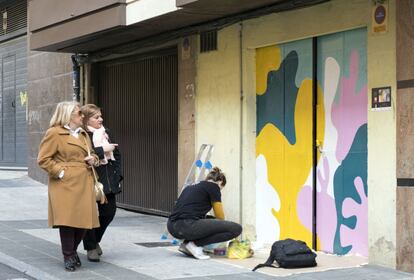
[316,140,324,153]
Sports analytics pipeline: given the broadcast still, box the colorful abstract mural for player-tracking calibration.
[256,28,367,256]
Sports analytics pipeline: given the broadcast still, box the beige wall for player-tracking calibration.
[196,24,242,223]
[196,0,397,267]
[366,0,396,268]
[178,36,197,191]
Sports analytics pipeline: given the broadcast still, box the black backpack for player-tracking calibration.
[252,239,317,271]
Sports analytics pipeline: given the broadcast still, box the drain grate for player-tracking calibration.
[135,242,177,248]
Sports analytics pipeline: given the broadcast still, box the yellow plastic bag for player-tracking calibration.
[227,239,254,259]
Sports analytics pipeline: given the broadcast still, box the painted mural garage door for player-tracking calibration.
[256,28,367,256]
[315,29,367,256]
[256,38,314,247]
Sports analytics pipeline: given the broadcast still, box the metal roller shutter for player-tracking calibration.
[98,48,178,215]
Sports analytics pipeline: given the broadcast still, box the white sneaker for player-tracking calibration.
[178,243,192,256]
[185,241,210,260]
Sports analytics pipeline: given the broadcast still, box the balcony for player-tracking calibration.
[28,0,327,53]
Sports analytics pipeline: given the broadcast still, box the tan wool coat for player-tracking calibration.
[38,126,100,229]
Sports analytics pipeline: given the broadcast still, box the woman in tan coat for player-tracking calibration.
[38,101,100,272]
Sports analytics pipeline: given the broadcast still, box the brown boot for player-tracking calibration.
[87,249,100,262]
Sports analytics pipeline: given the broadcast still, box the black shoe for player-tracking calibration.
[74,253,81,267]
[64,257,76,272]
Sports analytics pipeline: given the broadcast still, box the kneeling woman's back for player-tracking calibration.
[167,167,242,260]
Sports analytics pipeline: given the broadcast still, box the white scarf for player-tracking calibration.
[88,126,115,164]
[64,125,81,138]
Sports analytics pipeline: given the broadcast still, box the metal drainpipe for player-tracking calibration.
[239,22,244,228]
[71,55,80,102]
[71,54,89,102]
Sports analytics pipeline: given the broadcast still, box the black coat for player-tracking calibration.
[88,129,123,194]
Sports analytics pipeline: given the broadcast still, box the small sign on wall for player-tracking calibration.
[181,37,191,60]
[372,0,388,34]
[371,86,391,111]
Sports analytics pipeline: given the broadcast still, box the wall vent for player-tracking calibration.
[200,30,217,53]
[0,0,26,39]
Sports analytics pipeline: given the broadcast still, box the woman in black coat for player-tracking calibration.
[80,104,123,262]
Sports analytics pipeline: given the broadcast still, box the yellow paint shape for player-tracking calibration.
[256,79,325,247]
[317,85,325,163]
[256,46,281,95]
[20,91,27,106]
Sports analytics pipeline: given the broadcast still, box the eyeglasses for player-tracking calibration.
[72,110,82,116]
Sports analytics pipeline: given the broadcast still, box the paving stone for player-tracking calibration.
[0,262,36,280]
[0,171,413,280]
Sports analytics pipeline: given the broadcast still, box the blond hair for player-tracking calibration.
[49,101,80,127]
[80,104,101,131]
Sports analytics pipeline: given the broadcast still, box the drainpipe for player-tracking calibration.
[239,22,244,228]
[71,54,88,102]
[71,55,80,102]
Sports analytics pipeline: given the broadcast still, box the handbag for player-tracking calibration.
[227,239,254,259]
[91,165,107,204]
[84,137,107,204]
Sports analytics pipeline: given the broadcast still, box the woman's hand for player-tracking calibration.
[102,143,118,153]
[84,155,95,166]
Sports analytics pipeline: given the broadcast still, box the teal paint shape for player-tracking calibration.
[256,51,299,145]
[282,39,313,87]
[333,124,367,255]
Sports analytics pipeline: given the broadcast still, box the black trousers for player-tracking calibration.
[167,218,242,247]
[83,193,117,250]
[59,227,86,260]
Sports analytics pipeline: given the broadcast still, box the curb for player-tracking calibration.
[0,167,28,171]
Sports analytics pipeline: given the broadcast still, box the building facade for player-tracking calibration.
[25,0,414,273]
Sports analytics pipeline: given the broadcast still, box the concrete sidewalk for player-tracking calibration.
[0,170,412,280]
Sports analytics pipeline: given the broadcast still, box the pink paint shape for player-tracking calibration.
[297,157,337,252]
[339,176,368,256]
[331,50,367,162]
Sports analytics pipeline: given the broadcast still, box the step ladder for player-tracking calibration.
[182,144,214,190]
[161,144,214,242]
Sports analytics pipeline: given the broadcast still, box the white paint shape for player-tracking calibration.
[256,154,280,243]
[319,57,341,197]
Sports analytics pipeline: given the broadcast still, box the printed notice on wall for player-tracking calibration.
[371,86,391,111]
